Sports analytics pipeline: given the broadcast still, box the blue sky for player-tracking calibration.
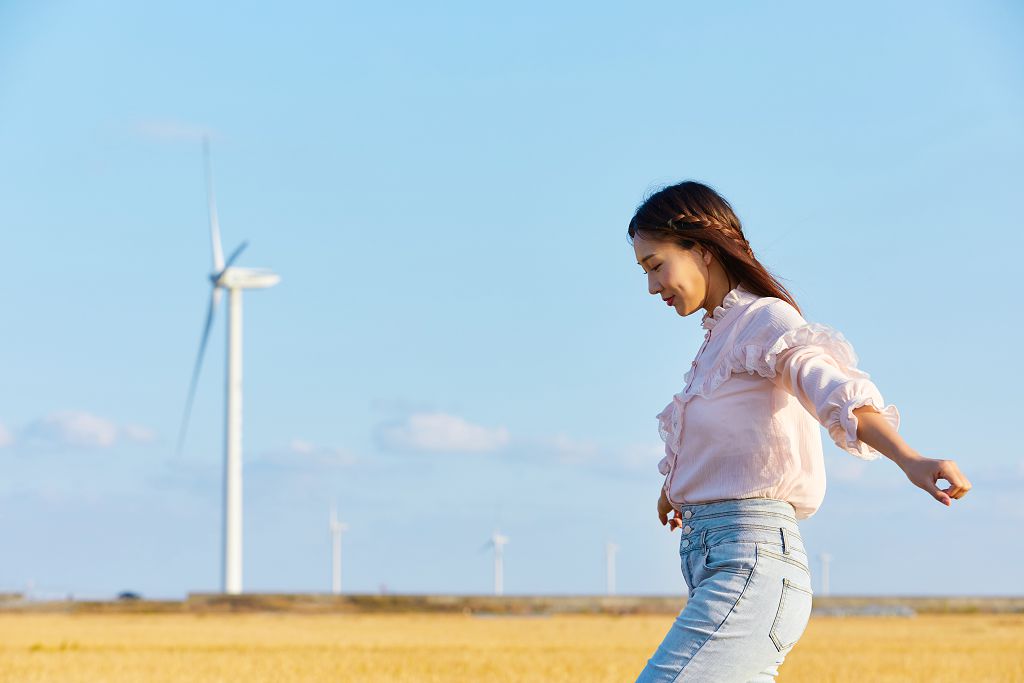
[1,1,1021,599]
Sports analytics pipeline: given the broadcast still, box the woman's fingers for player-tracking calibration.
[911,459,972,506]
[937,461,972,500]
[668,510,682,531]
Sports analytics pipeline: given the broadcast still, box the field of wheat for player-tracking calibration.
[1,612,1021,682]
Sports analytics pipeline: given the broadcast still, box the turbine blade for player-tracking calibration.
[222,241,249,271]
[176,287,221,458]
[203,136,225,273]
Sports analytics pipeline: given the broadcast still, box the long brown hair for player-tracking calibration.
[627,180,801,315]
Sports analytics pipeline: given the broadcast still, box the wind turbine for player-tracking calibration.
[481,530,509,596]
[605,541,619,596]
[177,136,281,595]
[329,504,350,595]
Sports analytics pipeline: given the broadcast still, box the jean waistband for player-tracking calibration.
[675,497,800,532]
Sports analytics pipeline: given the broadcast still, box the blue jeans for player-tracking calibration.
[636,498,814,682]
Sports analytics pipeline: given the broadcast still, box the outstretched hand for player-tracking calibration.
[899,456,972,506]
[658,487,683,531]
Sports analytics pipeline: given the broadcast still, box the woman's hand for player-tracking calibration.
[899,456,972,506]
[658,487,683,530]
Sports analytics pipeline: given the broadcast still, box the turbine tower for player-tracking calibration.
[330,504,350,595]
[605,541,619,596]
[177,136,281,595]
[482,530,509,596]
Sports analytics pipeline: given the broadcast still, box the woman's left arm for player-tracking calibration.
[851,405,972,506]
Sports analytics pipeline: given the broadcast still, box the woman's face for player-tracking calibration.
[633,234,709,317]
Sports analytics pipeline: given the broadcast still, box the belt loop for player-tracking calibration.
[780,527,790,555]
[700,528,708,550]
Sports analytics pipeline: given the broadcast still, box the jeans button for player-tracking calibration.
[682,525,692,534]
[683,510,693,519]
[681,539,690,548]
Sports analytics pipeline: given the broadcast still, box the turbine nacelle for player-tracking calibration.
[212,267,281,290]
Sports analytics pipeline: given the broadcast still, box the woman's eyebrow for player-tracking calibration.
[637,254,656,266]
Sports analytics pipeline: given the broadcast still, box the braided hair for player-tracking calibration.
[627,180,800,315]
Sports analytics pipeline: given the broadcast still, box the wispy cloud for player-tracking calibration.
[540,432,600,465]
[21,410,156,449]
[0,422,12,448]
[285,438,357,466]
[376,412,510,454]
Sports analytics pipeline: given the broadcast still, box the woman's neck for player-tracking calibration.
[703,265,738,318]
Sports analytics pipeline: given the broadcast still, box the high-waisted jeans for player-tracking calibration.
[635,498,814,682]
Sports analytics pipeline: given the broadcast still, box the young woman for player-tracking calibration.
[629,181,971,682]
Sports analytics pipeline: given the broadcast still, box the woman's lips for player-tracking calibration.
[666,296,675,306]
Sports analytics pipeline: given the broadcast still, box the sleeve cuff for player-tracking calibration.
[825,388,901,461]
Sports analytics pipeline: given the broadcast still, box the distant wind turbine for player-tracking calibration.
[176,136,281,595]
[481,530,509,596]
[605,541,619,596]
[819,552,832,596]
[330,504,350,595]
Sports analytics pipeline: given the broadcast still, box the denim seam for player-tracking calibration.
[758,547,812,574]
[696,522,800,534]
[670,544,760,682]
[681,543,808,558]
[680,509,796,523]
[770,578,813,652]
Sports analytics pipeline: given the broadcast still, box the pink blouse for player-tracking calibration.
[656,283,900,520]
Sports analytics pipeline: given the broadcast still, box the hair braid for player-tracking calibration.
[627,180,800,315]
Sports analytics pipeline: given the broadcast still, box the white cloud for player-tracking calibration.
[543,433,600,465]
[287,438,357,466]
[377,412,510,454]
[22,411,156,449]
[122,424,157,444]
[249,438,357,469]
[0,422,12,448]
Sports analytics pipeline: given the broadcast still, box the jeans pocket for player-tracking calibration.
[769,577,813,652]
[702,541,758,575]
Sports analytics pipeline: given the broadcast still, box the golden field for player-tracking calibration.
[1,612,1022,682]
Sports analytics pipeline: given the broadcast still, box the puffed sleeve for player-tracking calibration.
[771,343,900,460]
[732,301,900,461]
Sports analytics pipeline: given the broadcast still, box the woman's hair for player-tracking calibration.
[627,180,801,315]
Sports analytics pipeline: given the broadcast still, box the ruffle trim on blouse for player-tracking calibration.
[655,320,890,465]
[737,321,868,382]
[829,395,901,461]
[679,322,867,404]
[656,393,685,449]
[701,283,748,331]
[679,323,864,403]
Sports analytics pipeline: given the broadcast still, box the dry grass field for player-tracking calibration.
[1,612,1021,682]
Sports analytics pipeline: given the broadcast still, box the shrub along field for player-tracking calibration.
[1,612,1022,682]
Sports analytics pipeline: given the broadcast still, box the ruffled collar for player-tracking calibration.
[701,282,757,331]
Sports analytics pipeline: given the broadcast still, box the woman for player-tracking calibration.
[629,181,971,682]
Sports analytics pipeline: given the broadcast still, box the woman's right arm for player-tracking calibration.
[851,405,972,505]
